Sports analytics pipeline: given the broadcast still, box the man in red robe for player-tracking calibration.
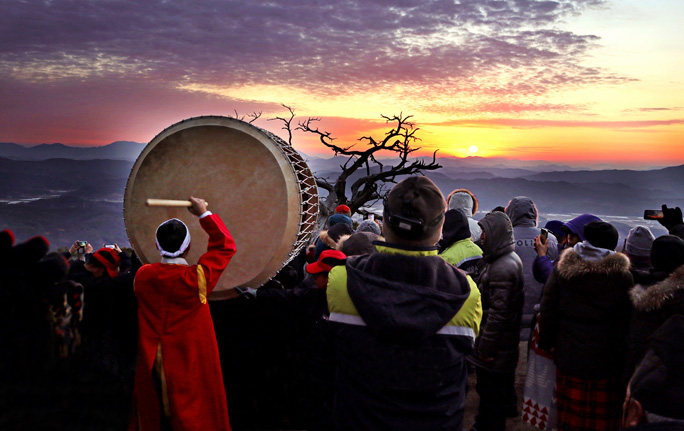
[129,196,237,431]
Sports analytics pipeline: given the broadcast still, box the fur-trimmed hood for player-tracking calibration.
[630,266,684,312]
[557,247,631,279]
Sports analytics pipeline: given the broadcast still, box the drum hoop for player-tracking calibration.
[258,128,319,275]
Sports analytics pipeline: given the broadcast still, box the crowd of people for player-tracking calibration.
[2,178,684,431]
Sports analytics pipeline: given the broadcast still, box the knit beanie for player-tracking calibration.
[583,221,619,251]
[335,204,351,215]
[327,214,353,228]
[356,219,381,235]
[650,235,684,273]
[90,248,120,278]
[625,226,655,258]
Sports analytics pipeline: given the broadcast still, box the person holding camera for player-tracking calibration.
[67,239,93,262]
[657,204,684,241]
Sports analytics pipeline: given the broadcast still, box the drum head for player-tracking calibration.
[124,116,311,299]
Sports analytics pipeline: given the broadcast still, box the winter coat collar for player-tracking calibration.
[557,247,630,278]
[574,241,615,261]
[630,266,684,312]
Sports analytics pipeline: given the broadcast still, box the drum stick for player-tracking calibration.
[146,199,209,208]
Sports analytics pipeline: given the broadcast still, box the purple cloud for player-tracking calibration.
[0,0,629,101]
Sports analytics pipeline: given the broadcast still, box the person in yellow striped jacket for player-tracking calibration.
[327,176,482,431]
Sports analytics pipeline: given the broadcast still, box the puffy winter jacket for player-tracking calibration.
[469,211,524,372]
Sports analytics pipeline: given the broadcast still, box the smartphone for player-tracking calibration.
[540,228,549,243]
[77,241,87,247]
[644,210,664,220]
[104,244,117,249]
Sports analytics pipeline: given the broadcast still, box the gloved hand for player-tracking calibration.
[658,205,683,230]
[235,287,258,299]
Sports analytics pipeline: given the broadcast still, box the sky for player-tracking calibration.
[1,0,683,167]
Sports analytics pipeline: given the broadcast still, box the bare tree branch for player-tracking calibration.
[270,107,442,221]
[268,104,297,145]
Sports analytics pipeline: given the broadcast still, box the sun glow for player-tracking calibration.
[469,145,479,154]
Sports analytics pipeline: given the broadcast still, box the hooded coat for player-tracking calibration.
[538,244,633,379]
[505,197,558,340]
[469,211,524,372]
[326,242,482,431]
[626,266,684,379]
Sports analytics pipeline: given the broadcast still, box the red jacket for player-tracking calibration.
[130,214,236,431]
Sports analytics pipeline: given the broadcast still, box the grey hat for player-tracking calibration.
[356,219,381,235]
[626,226,655,257]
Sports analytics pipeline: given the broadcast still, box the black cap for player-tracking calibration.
[650,235,684,273]
[383,176,445,241]
[583,221,618,250]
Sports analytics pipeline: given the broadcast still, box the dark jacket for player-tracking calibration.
[505,197,558,340]
[668,223,684,241]
[326,242,482,431]
[626,266,684,379]
[539,245,634,379]
[469,211,525,372]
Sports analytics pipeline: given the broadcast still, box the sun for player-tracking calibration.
[469,145,479,154]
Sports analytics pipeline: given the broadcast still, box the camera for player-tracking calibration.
[540,228,549,243]
[104,244,117,249]
[643,210,664,220]
[77,241,87,247]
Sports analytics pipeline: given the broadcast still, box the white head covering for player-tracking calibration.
[155,218,191,258]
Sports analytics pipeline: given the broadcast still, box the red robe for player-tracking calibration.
[130,214,237,431]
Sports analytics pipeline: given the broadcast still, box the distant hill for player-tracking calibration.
[2,154,683,248]
[0,141,145,161]
[523,165,684,195]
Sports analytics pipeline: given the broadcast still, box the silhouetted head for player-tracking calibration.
[156,218,191,258]
[383,176,445,246]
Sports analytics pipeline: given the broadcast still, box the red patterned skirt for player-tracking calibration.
[555,369,624,431]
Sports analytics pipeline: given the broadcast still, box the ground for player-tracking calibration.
[464,341,538,431]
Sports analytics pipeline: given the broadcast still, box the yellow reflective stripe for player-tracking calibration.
[329,312,366,326]
[329,266,481,339]
[447,275,482,336]
[374,244,439,257]
[326,266,360,317]
[197,265,207,304]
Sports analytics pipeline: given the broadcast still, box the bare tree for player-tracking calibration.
[273,105,442,221]
[228,110,262,124]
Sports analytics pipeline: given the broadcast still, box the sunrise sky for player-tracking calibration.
[1,0,683,167]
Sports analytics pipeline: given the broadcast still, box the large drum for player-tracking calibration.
[124,116,319,299]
